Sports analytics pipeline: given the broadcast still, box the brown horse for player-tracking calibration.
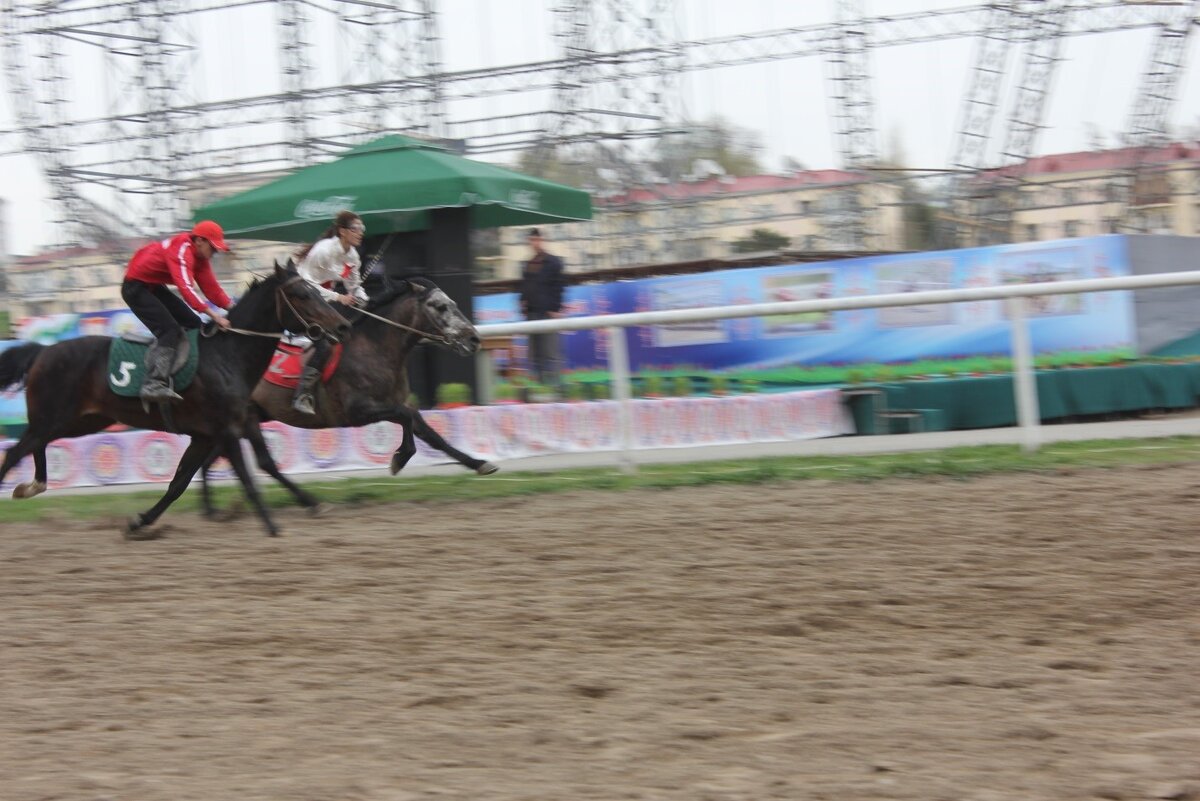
[198,276,494,516]
[0,262,350,537]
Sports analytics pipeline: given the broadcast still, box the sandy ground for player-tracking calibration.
[2,466,1199,801]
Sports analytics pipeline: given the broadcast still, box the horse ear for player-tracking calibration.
[408,280,423,296]
[274,261,286,279]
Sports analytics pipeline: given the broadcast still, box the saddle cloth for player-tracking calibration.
[107,328,201,398]
[262,342,344,389]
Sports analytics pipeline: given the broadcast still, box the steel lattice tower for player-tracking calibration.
[1117,0,1199,232]
[824,0,879,249]
[947,1,1016,247]
[532,0,684,191]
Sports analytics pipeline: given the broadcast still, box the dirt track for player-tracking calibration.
[2,466,1199,801]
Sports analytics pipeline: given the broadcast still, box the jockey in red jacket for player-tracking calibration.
[121,220,234,403]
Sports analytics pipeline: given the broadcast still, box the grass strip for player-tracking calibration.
[3,435,1200,524]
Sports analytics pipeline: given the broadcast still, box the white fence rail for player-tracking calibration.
[475,269,1200,467]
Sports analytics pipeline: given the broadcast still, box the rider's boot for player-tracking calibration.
[140,344,183,403]
[291,365,321,416]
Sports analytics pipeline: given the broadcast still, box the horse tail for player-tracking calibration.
[0,343,46,391]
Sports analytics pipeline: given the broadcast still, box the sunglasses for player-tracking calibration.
[343,223,365,234]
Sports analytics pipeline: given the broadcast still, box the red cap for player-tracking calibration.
[191,220,230,252]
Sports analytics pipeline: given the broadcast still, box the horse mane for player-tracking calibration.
[242,260,295,295]
[363,274,436,312]
[226,260,295,327]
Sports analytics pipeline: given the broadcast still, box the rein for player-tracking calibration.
[204,275,326,341]
[354,305,451,346]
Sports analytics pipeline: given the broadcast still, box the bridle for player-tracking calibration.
[354,303,452,346]
[205,275,331,341]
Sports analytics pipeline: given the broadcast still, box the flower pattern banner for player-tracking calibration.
[0,390,851,491]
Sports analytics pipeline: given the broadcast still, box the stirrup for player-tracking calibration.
[292,393,316,415]
[141,381,182,403]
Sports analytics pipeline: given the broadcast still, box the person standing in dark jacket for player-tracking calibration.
[518,228,567,394]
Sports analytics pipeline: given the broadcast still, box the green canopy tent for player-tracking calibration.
[193,134,593,242]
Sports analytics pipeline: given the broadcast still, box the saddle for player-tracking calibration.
[263,341,344,389]
[107,329,201,398]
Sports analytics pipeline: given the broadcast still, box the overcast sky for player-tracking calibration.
[2,0,1198,256]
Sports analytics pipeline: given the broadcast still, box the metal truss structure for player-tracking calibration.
[0,0,1196,252]
[1117,0,1200,232]
[823,0,877,249]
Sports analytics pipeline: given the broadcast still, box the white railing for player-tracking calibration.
[475,269,1200,468]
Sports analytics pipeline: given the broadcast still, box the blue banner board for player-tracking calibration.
[476,235,1134,372]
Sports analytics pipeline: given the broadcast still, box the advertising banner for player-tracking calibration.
[0,389,851,491]
[476,235,1134,372]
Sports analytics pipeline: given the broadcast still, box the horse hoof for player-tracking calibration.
[12,480,47,499]
[476,462,499,476]
[389,455,408,476]
[123,515,161,541]
[308,502,332,518]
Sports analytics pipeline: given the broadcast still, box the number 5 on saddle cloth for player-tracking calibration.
[107,329,201,398]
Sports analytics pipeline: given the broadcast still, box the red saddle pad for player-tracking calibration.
[263,342,343,389]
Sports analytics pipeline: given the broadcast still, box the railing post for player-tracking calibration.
[606,325,636,473]
[1007,296,1041,453]
[475,348,494,406]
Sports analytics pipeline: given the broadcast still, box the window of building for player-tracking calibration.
[1025,224,1038,241]
[1064,220,1079,238]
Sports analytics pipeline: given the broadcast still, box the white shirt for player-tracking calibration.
[297,237,367,303]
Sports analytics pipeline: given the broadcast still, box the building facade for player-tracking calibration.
[492,170,908,279]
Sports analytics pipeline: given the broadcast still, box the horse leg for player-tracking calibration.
[220,432,280,537]
[10,415,110,499]
[125,437,217,539]
[407,408,498,476]
[13,447,49,499]
[0,434,41,494]
[243,421,323,515]
[198,452,218,518]
[388,409,418,476]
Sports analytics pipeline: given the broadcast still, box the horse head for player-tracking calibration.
[401,279,481,357]
[251,261,351,341]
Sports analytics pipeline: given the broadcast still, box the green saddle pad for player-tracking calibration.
[107,328,201,398]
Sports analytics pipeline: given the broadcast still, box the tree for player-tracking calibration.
[513,147,596,188]
[731,228,789,254]
[653,116,764,181]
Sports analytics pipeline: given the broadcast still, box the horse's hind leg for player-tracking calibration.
[12,447,48,499]
[0,434,39,492]
[409,408,497,475]
[7,414,111,499]
[126,437,218,539]
[220,433,279,537]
